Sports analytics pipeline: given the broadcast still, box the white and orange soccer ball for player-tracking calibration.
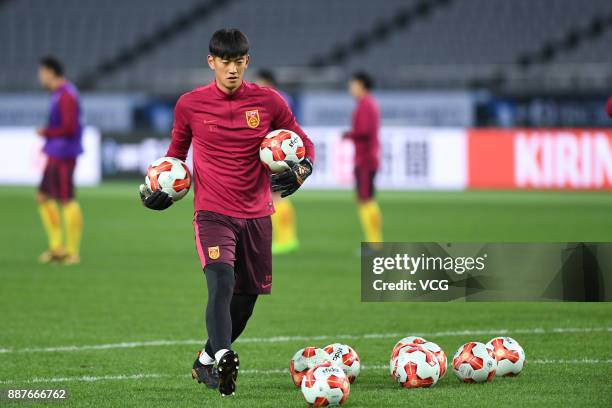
[452,342,497,383]
[145,156,191,201]
[486,337,525,377]
[259,129,305,173]
[323,343,361,383]
[420,341,448,379]
[392,336,427,357]
[389,336,427,376]
[290,347,331,387]
[301,362,350,406]
[393,345,441,388]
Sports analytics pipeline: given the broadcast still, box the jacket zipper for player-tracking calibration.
[229,99,233,126]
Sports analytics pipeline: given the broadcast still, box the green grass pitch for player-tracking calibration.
[1,183,611,407]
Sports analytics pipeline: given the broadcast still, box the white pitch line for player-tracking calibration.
[1,359,611,385]
[1,326,610,355]
[0,373,170,385]
[529,359,612,364]
[4,340,204,354]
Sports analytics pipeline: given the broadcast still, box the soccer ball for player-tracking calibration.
[486,337,525,376]
[301,362,350,406]
[323,343,361,383]
[420,341,448,379]
[392,336,427,357]
[393,345,440,388]
[259,129,305,173]
[145,156,191,201]
[290,347,331,387]
[389,336,427,375]
[452,342,497,383]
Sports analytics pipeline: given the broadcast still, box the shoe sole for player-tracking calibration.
[217,352,239,396]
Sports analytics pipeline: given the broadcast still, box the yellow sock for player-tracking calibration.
[271,204,281,244]
[62,201,83,257]
[273,199,298,244]
[38,200,63,252]
[358,200,383,245]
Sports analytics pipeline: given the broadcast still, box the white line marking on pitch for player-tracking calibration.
[1,359,611,385]
[0,326,610,354]
[0,373,170,384]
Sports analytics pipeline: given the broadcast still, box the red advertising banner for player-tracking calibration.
[468,129,612,190]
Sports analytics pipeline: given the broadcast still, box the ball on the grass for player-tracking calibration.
[486,337,525,376]
[393,345,441,388]
[301,362,350,406]
[389,336,427,376]
[323,343,361,383]
[419,341,447,379]
[452,341,497,383]
[289,347,331,387]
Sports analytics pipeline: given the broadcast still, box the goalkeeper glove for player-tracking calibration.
[270,158,313,198]
[139,184,173,211]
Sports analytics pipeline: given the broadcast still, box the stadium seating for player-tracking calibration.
[0,0,203,90]
[1,0,611,91]
[345,0,612,88]
[93,0,415,92]
[555,26,612,63]
[347,0,612,66]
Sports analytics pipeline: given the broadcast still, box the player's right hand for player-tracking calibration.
[139,184,173,211]
[270,158,313,198]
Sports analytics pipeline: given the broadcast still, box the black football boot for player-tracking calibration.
[216,350,239,396]
[192,356,219,389]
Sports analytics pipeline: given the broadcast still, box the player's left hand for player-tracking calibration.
[139,184,173,210]
[270,158,313,198]
[36,128,45,136]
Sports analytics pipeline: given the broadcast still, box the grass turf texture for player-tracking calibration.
[1,183,611,407]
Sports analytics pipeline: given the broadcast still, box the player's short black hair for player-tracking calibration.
[256,69,277,86]
[351,71,374,90]
[209,28,249,59]
[39,56,64,76]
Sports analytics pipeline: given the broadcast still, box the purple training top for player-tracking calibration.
[42,81,83,159]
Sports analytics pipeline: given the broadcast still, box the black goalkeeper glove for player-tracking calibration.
[270,158,313,198]
[139,184,173,211]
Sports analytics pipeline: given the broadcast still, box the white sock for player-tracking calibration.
[198,349,215,365]
[214,348,230,363]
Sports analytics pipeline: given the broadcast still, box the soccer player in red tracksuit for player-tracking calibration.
[36,56,84,265]
[138,29,315,397]
[343,72,383,252]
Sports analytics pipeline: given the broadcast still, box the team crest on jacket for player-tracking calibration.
[208,246,220,260]
[245,109,260,128]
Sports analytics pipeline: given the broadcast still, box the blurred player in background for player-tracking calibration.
[343,72,382,252]
[606,96,612,117]
[36,56,84,265]
[255,69,300,255]
[139,29,315,397]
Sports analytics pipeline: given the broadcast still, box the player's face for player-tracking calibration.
[348,79,364,99]
[38,67,55,90]
[208,55,249,93]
